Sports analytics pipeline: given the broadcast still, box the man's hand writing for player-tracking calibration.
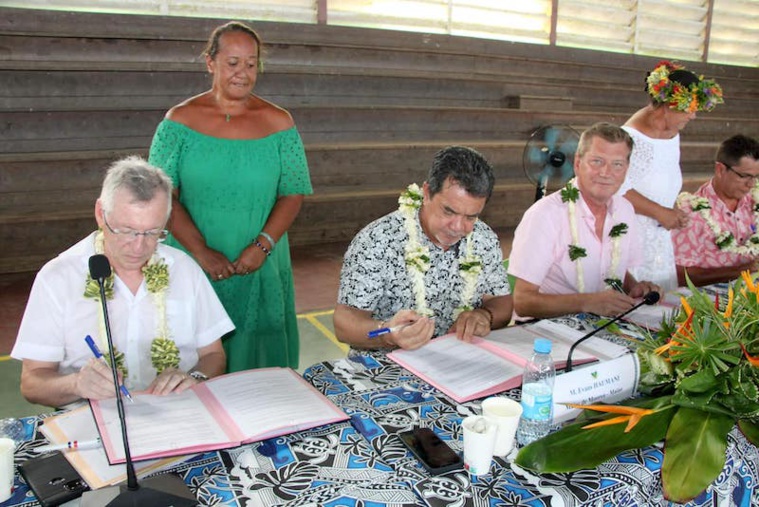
[627,281,661,299]
[382,310,434,350]
[583,290,637,317]
[449,308,491,342]
[147,368,198,396]
[76,358,122,400]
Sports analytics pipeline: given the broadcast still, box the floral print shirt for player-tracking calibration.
[338,210,510,336]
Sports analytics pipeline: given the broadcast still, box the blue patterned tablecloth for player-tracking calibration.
[6,312,758,506]
[304,348,759,507]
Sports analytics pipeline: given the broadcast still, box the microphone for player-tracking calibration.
[565,291,660,372]
[88,253,111,282]
[88,254,139,492]
[81,255,195,506]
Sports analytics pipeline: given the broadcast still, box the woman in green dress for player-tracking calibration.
[148,21,312,372]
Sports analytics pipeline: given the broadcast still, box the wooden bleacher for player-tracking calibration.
[1,7,758,274]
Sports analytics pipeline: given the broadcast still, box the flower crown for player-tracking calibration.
[646,60,724,113]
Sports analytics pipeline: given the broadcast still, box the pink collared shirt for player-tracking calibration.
[509,189,642,294]
[673,180,756,269]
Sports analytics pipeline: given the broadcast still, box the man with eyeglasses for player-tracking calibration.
[12,157,234,407]
[509,123,660,319]
[673,134,759,287]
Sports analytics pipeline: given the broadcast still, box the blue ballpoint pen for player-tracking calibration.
[367,322,417,338]
[84,335,134,402]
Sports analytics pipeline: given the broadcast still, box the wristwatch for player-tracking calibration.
[189,370,208,382]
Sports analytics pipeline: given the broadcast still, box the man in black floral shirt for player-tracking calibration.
[333,146,512,350]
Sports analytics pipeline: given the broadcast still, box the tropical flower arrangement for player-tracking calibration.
[646,60,724,113]
[515,272,759,503]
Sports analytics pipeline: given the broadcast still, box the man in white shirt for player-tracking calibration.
[12,156,234,407]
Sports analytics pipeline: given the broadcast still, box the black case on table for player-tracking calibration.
[18,451,90,507]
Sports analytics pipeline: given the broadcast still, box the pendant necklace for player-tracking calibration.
[225,113,231,122]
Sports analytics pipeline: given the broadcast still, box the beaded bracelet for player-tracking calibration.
[254,240,271,257]
[478,306,494,327]
[258,231,276,250]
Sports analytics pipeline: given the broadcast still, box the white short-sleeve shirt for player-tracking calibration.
[12,233,235,390]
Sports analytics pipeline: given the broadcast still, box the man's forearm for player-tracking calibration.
[20,367,81,408]
[678,264,752,287]
[480,295,513,328]
[193,350,226,379]
[514,291,588,319]
[333,304,390,349]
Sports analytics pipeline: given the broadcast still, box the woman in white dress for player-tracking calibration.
[620,61,723,290]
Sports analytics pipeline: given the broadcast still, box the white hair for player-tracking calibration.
[99,156,172,219]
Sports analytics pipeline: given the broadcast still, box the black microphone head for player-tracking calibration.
[643,291,660,305]
[89,254,112,281]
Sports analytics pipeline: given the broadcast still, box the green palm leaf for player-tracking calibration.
[662,407,734,503]
[515,397,675,473]
[738,419,759,446]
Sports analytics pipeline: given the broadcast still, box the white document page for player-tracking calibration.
[40,406,184,488]
[389,336,523,401]
[527,319,629,361]
[97,390,232,461]
[202,368,344,441]
[624,304,676,331]
[485,325,594,364]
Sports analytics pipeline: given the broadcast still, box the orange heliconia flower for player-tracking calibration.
[741,271,756,293]
[722,287,734,328]
[566,403,655,433]
[740,343,759,367]
[680,296,693,317]
[654,310,693,358]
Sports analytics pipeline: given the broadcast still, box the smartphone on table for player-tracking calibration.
[398,427,464,474]
[18,451,90,506]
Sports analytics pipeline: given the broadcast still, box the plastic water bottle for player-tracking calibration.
[517,338,555,446]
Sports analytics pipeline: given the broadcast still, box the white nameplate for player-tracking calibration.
[552,353,640,424]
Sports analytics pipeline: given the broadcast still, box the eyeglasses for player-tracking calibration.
[585,157,628,172]
[723,163,759,182]
[103,212,169,243]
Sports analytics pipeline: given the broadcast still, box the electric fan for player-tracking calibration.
[522,125,580,201]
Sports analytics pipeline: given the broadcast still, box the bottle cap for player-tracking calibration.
[534,338,552,354]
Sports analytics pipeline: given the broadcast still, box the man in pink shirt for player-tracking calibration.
[673,134,759,287]
[509,122,659,319]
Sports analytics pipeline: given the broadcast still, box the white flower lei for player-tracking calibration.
[562,179,628,293]
[399,184,483,320]
[85,230,180,376]
[676,188,759,256]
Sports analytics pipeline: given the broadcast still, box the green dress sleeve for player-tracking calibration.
[148,119,187,188]
[277,127,313,197]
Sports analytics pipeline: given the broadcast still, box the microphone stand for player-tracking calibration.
[565,291,660,372]
[81,255,195,507]
[98,271,139,493]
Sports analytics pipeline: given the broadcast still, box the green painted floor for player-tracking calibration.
[0,310,346,419]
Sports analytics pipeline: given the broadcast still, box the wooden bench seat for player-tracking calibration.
[1,6,756,275]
